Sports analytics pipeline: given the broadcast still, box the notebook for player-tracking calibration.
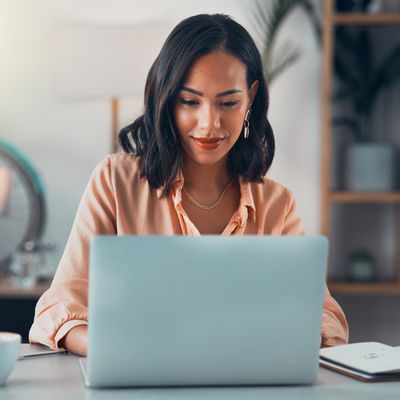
[18,344,67,360]
[81,235,328,388]
[320,342,400,382]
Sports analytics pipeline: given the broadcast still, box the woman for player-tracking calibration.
[30,14,348,356]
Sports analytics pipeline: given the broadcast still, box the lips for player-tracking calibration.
[192,137,224,150]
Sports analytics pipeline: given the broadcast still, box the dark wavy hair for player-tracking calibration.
[119,13,275,196]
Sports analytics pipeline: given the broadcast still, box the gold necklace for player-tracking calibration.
[182,179,234,210]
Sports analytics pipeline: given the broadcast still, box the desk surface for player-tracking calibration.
[1,350,400,400]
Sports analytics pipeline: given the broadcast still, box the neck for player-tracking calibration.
[181,156,232,193]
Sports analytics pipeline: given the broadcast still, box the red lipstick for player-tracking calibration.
[192,137,223,150]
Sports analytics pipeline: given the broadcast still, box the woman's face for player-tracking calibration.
[174,50,258,166]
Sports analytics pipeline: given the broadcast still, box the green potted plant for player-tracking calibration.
[251,0,400,191]
[333,25,400,191]
[251,0,320,85]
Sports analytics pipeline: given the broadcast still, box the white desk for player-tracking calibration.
[1,349,400,400]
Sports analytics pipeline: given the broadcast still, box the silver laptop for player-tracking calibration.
[80,235,328,388]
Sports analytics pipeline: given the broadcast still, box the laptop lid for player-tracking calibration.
[86,235,328,387]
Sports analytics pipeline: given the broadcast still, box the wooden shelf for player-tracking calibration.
[321,0,400,295]
[0,279,50,299]
[328,281,400,295]
[333,13,400,25]
[330,192,400,203]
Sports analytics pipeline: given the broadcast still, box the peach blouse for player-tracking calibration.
[29,153,348,349]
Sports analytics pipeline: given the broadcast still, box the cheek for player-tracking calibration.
[174,109,195,135]
[225,111,245,137]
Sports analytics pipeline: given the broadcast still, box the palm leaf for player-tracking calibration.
[332,117,362,141]
[266,45,302,83]
[357,30,372,81]
[334,53,360,90]
[354,45,400,116]
[252,0,301,84]
[332,87,357,103]
[296,0,322,46]
[375,44,400,87]
[334,27,364,88]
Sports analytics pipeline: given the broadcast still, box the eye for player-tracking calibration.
[180,98,198,106]
[221,101,238,107]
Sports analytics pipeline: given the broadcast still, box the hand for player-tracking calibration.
[59,325,88,356]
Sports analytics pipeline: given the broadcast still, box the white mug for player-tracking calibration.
[0,332,21,386]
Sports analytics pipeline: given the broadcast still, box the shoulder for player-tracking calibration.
[86,153,147,198]
[93,152,143,183]
[96,152,140,172]
[251,176,294,209]
[249,177,304,234]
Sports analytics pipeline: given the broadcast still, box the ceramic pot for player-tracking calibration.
[345,143,397,191]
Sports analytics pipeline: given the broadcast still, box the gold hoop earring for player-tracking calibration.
[243,108,251,139]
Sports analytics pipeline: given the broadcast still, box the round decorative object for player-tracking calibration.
[0,139,46,273]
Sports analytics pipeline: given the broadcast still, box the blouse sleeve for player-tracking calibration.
[282,189,349,347]
[29,156,116,349]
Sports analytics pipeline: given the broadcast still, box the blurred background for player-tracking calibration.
[0,0,399,345]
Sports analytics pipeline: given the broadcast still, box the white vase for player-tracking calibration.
[345,143,397,191]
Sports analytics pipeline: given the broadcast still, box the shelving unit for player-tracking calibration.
[0,279,50,299]
[330,192,400,203]
[333,13,400,24]
[321,0,400,295]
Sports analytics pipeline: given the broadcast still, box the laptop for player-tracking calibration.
[80,235,328,388]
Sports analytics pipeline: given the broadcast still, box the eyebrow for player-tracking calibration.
[180,87,242,97]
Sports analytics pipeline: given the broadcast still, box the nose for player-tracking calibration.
[198,105,221,134]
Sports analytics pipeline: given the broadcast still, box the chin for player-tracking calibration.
[186,151,227,166]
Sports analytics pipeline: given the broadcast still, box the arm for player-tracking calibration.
[29,156,116,352]
[321,287,349,347]
[282,190,349,347]
[59,325,88,356]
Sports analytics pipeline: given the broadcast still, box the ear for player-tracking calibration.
[248,80,259,107]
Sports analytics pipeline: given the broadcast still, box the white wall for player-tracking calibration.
[0,0,321,269]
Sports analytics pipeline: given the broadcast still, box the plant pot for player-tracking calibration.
[344,143,397,191]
